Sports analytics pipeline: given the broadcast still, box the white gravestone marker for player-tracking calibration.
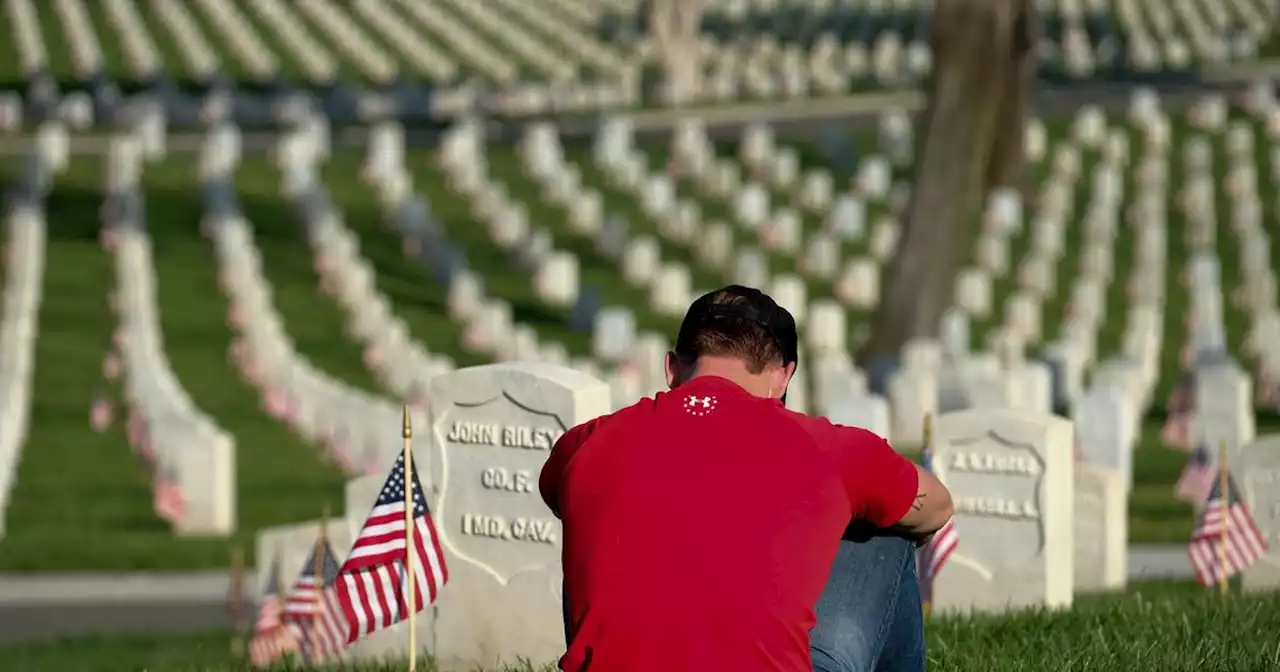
[1073,466,1127,592]
[1072,387,1135,487]
[1239,435,1280,593]
[931,409,1074,614]
[427,363,611,670]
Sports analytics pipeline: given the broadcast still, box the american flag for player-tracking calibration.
[1175,444,1217,505]
[90,393,113,432]
[1166,372,1195,413]
[249,557,299,668]
[127,410,146,448]
[102,349,122,380]
[153,464,186,524]
[1187,474,1269,586]
[264,387,289,420]
[282,540,348,663]
[917,442,958,593]
[1161,413,1193,450]
[328,430,354,473]
[1162,373,1195,449]
[334,449,447,644]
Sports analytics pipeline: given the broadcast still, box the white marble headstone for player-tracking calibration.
[1239,435,1280,593]
[426,364,611,670]
[931,409,1074,614]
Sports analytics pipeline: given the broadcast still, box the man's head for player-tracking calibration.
[667,285,799,400]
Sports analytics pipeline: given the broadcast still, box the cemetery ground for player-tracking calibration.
[0,582,1277,670]
[4,104,1280,571]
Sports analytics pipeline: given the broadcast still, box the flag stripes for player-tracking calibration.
[333,450,448,645]
[1186,475,1269,586]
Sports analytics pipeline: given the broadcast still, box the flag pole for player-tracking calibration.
[921,413,933,618]
[403,405,417,672]
[229,545,246,658]
[312,505,329,659]
[1217,440,1230,596]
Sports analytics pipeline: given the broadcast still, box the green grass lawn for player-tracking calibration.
[0,583,1275,671]
[4,98,1279,568]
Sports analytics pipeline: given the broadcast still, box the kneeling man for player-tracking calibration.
[540,286,954,672]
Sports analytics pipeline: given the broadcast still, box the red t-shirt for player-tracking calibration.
[539,375,919,672]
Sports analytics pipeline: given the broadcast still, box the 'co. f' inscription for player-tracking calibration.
[446,421,563,450]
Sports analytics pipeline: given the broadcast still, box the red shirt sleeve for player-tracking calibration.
[539,418,602,518]
[837,426,920,528]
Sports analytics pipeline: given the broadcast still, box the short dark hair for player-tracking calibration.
[674,286,799,374]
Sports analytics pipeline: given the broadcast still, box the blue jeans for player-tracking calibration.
[810,534,926,672]
[562,534,925,671]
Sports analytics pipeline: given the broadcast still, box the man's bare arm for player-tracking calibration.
[893,464,954,539]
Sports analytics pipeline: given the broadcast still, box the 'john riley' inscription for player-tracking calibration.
[446,421,563,450]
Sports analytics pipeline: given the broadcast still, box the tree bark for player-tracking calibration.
[856,0,1031,366]
[984,0,1038,193]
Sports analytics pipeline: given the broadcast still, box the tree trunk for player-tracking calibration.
[984,0,1038,193]
[856,0,1028,366]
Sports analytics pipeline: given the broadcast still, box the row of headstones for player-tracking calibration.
[100,134,237,536]
[254,361,1280,669]
[432,117,977,424]
[1104,0,1269,70]
[593,113,1109,420]
[309,114,1083,436]
[273,115,462,404]
[1115,90,1279,432]
[50,0,102,78]
[683,95,1254,432]
[431,120,683,402]
[1034,92,1262,440]
[996,95,1274,424]
[392,113,1116,433]
[14,0,631,89]
[656,0,1266,101]
[286,115,677,418]
[987,104,1173,416]
[16,0,1266,113]
[513,119,929,424]
[0,155,48,537]
[199,136,418,482]
[359,98,1252,440]
[362,118,874,420]
[221,102,1248,448]
[1184,91,1280,403]
[595,117,897,312]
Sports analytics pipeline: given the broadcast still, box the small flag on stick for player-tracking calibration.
[281,518,347,664]
[917,414,958,615]
[1186,443,1268,589]
[1174,444,1215,506]
[249,555,299,668]
[227,546,248,657]
[333,407,447,657]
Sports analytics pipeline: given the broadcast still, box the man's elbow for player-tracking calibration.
[924,488,955,533]
[934,493,955,530]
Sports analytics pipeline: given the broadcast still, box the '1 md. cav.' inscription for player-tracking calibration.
[460,514,558,544]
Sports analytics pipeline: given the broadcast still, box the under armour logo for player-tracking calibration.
[683,395,718,416]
